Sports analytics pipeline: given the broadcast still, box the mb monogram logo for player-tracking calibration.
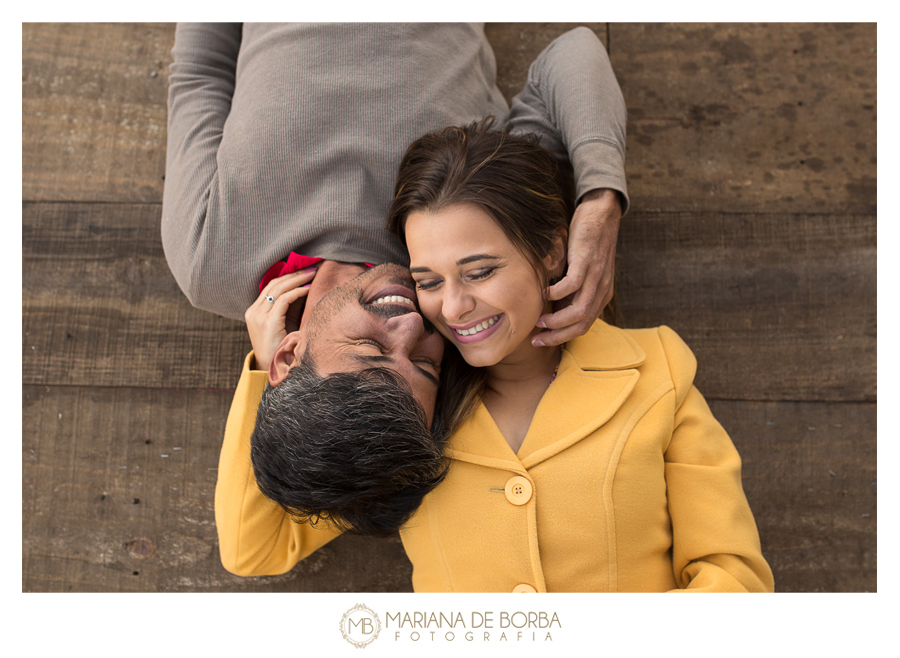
[340,604,382,648]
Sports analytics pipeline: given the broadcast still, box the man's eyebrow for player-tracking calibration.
[350,354,439,387]
[410,255,500,274]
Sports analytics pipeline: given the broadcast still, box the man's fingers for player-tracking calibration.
[546,273,580,302]
[537,297,595,331]
[531,319,593,347]
[546,262,587,302]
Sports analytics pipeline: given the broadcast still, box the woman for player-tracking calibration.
[379,117,774,592]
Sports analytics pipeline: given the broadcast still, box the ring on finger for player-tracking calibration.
[265,295,276,303]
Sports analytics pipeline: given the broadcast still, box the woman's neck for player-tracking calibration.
[484,340,562,396]
[481,339,562,455]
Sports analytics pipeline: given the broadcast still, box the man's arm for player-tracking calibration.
[215,352,342,576]
[504,27,628,345]
[161,23,242,314]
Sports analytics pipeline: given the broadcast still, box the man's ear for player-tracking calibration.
[544,230,568,279]
[268,331,303,386]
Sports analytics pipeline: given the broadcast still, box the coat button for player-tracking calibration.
[504,476,533,505]
[513,584,537,593]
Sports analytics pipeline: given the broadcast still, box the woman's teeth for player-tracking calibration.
[455,315,499,336]
[373,295,414,306]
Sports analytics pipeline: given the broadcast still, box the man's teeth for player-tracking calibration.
[455,315,500,336]
[373,295,414,306]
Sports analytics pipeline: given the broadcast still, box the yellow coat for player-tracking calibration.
[215,321,774,592]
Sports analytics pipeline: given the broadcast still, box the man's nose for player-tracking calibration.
[385,311,427,352]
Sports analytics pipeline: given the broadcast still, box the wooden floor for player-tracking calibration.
[22,23,876,592]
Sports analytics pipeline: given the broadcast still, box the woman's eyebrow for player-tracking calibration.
[409,254,500,274]
[409,255,500,274]
[456,254,500,266]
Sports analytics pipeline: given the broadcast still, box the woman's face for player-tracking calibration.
[405,203,552,368]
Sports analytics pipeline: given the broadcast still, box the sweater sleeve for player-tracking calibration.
[657,326,775,593]
[161,23,242,314]
[505,26,629,213]
[215,352,342,576]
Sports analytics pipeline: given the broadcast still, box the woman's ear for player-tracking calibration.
[544,230,568,279]
[268,331,304,386]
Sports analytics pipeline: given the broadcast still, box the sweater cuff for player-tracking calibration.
[571,139,630,216]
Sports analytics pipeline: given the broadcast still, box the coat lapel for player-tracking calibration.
[446,403,527,474]
[447,321,646,471]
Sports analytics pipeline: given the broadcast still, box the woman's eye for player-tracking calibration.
[469,267,495,281]
[415,280,440,291]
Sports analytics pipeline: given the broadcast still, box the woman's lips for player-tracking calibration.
[449,313,504,344]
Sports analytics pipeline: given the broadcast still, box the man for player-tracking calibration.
[161,23,629,571]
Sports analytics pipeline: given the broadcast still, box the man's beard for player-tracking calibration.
[304,264,423,339]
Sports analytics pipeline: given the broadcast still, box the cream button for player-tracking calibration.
[513,584,537,593]
[505,476,533,505]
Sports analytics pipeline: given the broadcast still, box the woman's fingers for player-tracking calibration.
[261,266,318,300]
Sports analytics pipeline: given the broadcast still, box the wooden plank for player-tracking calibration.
[616,211,876,402]
[610,23,877,214]
[22,23,174,203]
[485,23,607,104]
[710,399,876,592]
[22,385,414,592]
[24,202,875,402]
[22,202,249,390]
[23,385,874,592]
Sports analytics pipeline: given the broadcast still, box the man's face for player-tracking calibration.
[298,264,444,427]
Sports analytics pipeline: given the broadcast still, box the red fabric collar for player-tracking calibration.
[259,253,374,292]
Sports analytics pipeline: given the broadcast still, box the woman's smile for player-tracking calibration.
[448,313,504,342]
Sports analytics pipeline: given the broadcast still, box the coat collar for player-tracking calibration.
[446,321,646,471]
[565,319,646,371]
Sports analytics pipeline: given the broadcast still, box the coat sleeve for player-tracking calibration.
[505,26,629,213]
[658,326,775,592]
[215,352,343,576]
[161,23,242,315]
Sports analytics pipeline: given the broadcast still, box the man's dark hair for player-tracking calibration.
[250,353,449,537]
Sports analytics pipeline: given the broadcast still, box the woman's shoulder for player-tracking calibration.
[570,321,698,383]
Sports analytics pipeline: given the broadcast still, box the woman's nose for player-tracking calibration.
[441,281,474,322]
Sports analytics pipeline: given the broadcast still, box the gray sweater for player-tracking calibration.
[162,23,628,321]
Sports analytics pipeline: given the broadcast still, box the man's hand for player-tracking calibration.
[532,188,622,347]
[245,266,319,372]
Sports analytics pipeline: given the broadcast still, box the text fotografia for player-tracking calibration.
[387,611,561,642]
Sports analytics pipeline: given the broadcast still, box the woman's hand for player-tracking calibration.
[244,266,319,372]
[532,188,621,347]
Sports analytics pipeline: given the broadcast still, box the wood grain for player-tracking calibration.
[710,399,876,592]
[616,211,876,402]
[22,202,249,390]
[22,23,174,204]
[610,23,877,214]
